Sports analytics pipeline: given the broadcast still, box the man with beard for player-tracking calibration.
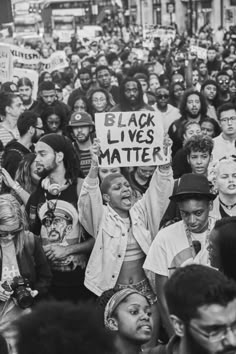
[144,173,217,338]
[151,264,236,354]
[2,111,44,178]
[111,77,154,112]
[33,81,70,121]
[18,77,37,111]
[67,112,95,177]
[168,90,208,156]
[26,133,94,302]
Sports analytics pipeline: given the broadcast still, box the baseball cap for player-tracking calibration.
[1,82,18,94]
[68,112,95,130]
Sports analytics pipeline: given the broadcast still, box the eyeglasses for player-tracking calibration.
[220,117,236,124]
[157,94,169,99]
[189,321,236,343]
[0,226,23,238]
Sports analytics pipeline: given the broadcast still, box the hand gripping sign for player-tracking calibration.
[95,111,170,167]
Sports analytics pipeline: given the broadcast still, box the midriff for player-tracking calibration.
[116,257,146,285]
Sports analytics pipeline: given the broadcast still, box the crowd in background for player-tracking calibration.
[0,23,236,354]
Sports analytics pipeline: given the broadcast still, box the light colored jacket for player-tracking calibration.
[78,167,174,296]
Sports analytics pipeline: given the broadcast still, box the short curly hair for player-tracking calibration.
[184,134,214,156]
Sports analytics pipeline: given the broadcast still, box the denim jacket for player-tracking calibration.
[78,167,174,296]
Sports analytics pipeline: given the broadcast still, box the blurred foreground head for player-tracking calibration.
[15,301,114,354]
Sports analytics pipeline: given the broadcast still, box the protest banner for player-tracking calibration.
[12,68,38,99]
[0,44,68,74]
[0,45,12,83]
[7,44,40,70]
[95,111,169,167]
[41,51,68,73]
[190,45,207,60]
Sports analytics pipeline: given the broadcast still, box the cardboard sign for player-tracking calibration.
[0,45,12,83]
[190,45,207,60]
[8,44,40,70]
[41,51,68,73]
[95,111,169,167]
[0,44,68,73]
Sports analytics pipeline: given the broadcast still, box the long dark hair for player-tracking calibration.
[179,89,207,121]
[15,153,38,194]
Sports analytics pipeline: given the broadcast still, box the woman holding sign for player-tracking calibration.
[78,139,173,348]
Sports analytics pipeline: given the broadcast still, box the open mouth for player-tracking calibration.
[121,194,132,206]
[228,185,236,190]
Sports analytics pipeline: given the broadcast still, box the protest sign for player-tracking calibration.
[7,44,40,70]
[0,45,12,83]
[0,44,68,74]
[12,68,38,99]
[95,111,169,167]
[190,45,207,60]
[41,51,68,73]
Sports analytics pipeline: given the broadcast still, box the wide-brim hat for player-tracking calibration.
[169,173,216,201]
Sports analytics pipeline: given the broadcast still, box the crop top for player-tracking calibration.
[123,217,145,262]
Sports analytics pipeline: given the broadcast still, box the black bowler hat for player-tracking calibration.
[169,174,216,201]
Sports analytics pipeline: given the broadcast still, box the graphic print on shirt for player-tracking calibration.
[38,199,80,271]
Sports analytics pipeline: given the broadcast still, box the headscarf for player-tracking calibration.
[104,288,144,329]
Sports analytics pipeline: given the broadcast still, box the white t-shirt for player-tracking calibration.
[212,133,236,163]
[143,220,212,277]
[1,241,20,281]
[153,104,181,134]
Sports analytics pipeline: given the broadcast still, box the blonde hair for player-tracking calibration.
[0,194,28,254]
[208,156,236,189]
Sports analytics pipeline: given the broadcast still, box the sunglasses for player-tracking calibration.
[157,94,169,99]
[218,80,229,84]
[0,226,23,238]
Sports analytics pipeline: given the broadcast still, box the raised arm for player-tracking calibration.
[134,138,174,239]
[78,139,104,238]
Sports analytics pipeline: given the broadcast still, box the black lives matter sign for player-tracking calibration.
[95,111,169,167]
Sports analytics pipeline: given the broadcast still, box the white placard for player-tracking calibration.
[190,45,207,60]
[0,45,12,83]
[95,111,169,167]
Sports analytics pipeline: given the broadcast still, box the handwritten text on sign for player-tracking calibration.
[95,111,167,167]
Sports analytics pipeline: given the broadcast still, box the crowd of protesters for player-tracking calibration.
[1,23,236,354]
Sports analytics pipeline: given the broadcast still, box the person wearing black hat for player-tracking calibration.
[144,173,217,337]
[67,112,95,177]
[26,133,94,302]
